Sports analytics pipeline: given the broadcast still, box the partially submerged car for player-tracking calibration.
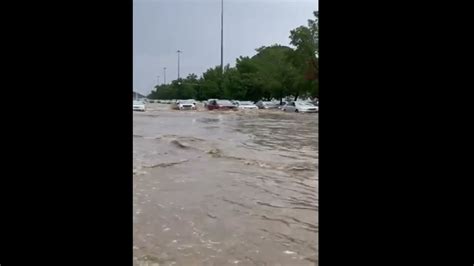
[256,101,280,109]
[278,101,287,109]
[206,99,237,110]
[175,99,197,110]
[133,100,146,112]
[282,101,318,113]
[204,99,218,108]
[234,101,258,110]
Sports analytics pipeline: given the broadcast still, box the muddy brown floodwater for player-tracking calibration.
[133,103,318,266]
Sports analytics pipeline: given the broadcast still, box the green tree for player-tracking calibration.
[250,45,296,103]
[148,11,318,102]
[172,79,195,99]
[287,11,319,99]
[222,66,244,100]
[198,66,220,99]
[150,84,177,100]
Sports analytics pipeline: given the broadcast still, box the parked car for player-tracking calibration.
[204,99,218,108]
[234,101,258,110]
[175,99,197,110]
[133,100,146,112]
[278,101,287,109]
[256,101,280,109]
[207,100,237,110]
[282,101,318,113]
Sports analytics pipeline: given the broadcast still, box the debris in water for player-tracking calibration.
[207,148,222,157]
[284,250,297,255]
[170,139,190,149]
[207,213,217,219]
[144,159,189,168]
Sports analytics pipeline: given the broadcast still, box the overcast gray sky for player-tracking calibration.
[133,0,317,95]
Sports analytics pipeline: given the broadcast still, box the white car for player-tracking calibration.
[176,99,197,110]
[282,101,318,113]
[133,100,146,112]
[256,101,280,109]
[234,101,258,110]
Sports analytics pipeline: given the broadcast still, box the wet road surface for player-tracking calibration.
[133,103,318,266]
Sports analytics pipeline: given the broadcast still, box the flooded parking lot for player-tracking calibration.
[133,103,318,266]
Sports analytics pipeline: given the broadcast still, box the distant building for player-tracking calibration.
[133,91,147,100]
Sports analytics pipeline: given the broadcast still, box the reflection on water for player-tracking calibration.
[133,104,318,265]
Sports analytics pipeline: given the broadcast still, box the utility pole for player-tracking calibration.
[163,67,167,84]
[220,0,224,74]
[177,50,182,80]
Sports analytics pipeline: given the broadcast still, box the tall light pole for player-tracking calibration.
[163,67,167,84]
[220,0,224,74]
[177,50,182,80]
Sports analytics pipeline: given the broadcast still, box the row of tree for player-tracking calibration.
[148,11,318,102]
